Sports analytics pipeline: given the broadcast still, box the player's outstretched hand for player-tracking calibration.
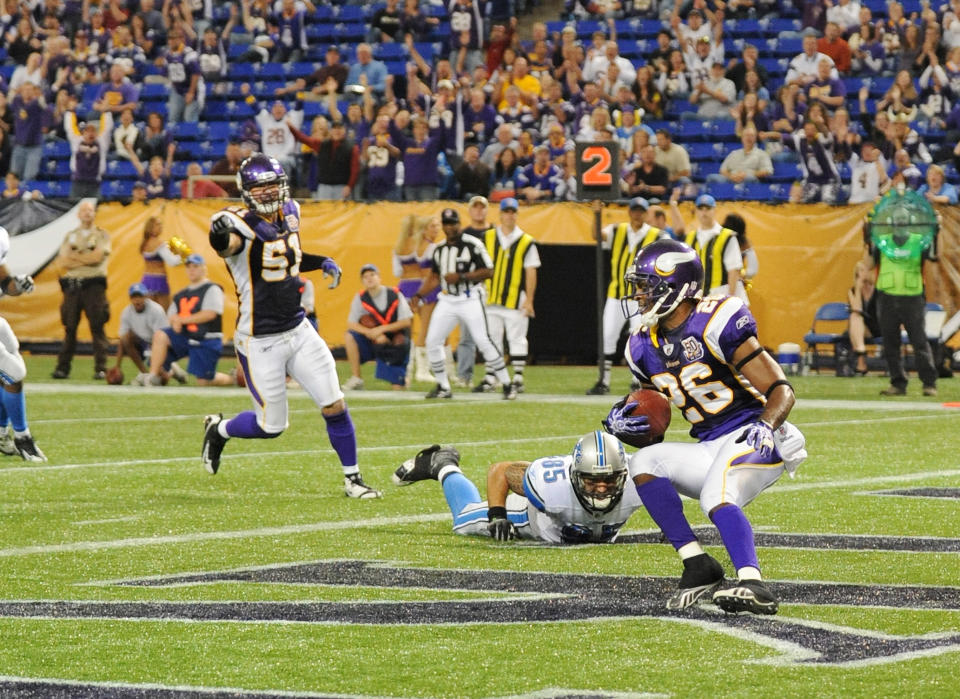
[487,506,515,541]
[13,275,34,294]
[736,420,776,458]
[602,400,649,439]
[321,258,342,289]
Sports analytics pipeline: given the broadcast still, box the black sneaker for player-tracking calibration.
[14,434,47,463]
[503,382,518,400]
[880,385,906,396]
[511,378,526,394]
[471,380,495,393]
[51,368,69,379]
[392,444,461,486]
[201,413,228,474]
[425,384,453,399]
[713,579,779,615]
[666,553,725,610]
[93,370,106,380]
[586,381,610,395]
[344,473,383,498]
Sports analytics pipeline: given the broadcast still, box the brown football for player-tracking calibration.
[620,388,672,448]
[358,314,378,328]
[106,366,124,385]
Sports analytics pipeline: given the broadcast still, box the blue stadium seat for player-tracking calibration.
[82,83,101,103]
[228,43,249,60]
[199,140,228,158]
[227,62,256,81]
[106,160,138,178]
[257,63,286,79]
[104,179,135,199]
[758,58,785,76]
[692,161,721,179]
[636,19,666,37]
[307,24,337,41]
[171,162,191,178]
[0,65,13,82]
[339,23,367,42]
[576,19,604,38]
[740,181,779,201]
[686,142,724,161]
[729,19,763,38]
[770,37,802,56]
[336,4,364,21]
[42,140,71,158]
[139,100,167,118]
[287,62,317,78]
[869,76,895,96]
[313,4,334,21]
[678,120,711,141]
[705,181,738,201]
[385,60,406,75]
[620,40,647,58]
[303,101,329,117]
[772,161,801,182]
[711,120,738,141]
[140,83,167,99]
[173,122,202,139]
[207,122,233,141]
[762,17,801,34]
[28,180,70,197]
[613,19,637,38]
[204,101,229,119]
[41,159,71,178]
[227,101,256,118]
[375,42,408,60]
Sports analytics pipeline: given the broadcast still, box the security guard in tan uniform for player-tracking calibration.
[53,200,111,380]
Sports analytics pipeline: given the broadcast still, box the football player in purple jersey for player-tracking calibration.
[200,154,381,499]
[603,239,807,615]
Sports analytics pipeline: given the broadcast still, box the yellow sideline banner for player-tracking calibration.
[3,200,958,352]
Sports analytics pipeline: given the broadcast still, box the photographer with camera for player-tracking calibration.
[52,200,111,380]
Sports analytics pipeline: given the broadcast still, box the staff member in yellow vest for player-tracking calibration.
[52,200,111,380]
[669,193,742,299]
[472,198,540,395]
[586,197,668,395]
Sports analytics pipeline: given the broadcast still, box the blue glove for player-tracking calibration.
[736,420,776,458]
[602,400,650,439]
[321,258,342,289]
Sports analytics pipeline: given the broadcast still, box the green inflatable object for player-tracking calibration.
[868,188,937,261]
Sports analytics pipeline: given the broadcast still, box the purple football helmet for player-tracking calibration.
[622,239,704,327]
[237,154,289,216]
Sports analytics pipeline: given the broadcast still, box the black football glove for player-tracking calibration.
[487,506,515,541]
[209,215,236,253]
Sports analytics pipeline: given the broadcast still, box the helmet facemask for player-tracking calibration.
[237,155,290,217]
[571,431,629,515]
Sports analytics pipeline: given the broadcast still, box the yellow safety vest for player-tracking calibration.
[484,229,537,309]
[684,227,735,294]
[608,223,662,299]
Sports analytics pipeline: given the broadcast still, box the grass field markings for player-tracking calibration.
[0,676,662,699]
[770,468,960,493]
[0,434,587,475]
[0,675,392,699]
[73,515,141,526]
[860,487,960,499]
[6,561,960,667]
[0,514,452,559]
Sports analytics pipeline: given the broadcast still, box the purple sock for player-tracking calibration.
[710,504,759,573]
[225,411,280,439]
[323,408,357,467]
[635,477,698,551]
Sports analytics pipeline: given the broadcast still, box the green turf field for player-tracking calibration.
[2,355,959,698]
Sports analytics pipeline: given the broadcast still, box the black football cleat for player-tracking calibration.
[666,553,725,610]
[201,414,228,474]
[392,445,461,486]
[425,384,453,399]
[14,434,47,463]
[344,473,383,499]
[586,381,610,395]
[713,579,779,615]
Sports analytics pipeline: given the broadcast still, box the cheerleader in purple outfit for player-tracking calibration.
[139,216,183,309]
[393,214,442,382]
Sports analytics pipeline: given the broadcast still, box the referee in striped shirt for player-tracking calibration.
[411,208,517,400]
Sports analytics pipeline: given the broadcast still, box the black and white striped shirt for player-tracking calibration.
[430,234,493,296]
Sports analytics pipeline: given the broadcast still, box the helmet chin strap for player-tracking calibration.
[639,281,693,329]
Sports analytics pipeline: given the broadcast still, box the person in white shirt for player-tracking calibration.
[113,108,139,161]
[786,30,839,87]
[847,141,889,204]
[112,282,170,377]
[826,0,862,33]
[583,41,637,87]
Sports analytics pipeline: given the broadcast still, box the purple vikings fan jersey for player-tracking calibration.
[625,295,765,442]
[213,200,305,337]
[521,455,643,544]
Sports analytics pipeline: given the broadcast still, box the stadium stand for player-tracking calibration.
[2,0,958,202]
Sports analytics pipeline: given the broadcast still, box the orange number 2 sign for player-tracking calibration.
[581,146,613,186]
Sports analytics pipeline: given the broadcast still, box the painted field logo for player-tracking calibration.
[3,558,957,668]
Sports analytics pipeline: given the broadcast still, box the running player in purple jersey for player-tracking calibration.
[603,239,807,615]
[200,154,381,499]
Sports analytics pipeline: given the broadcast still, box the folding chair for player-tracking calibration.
[802,302,850,373]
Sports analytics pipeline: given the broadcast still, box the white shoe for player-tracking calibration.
[450,376,471,388]
[342,376,365,390]
[0,427,17,456]
[344,474,382,499]
[132,372,150,386]
[169,363,188,384]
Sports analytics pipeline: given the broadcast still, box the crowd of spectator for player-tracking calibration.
[1,0,960,205]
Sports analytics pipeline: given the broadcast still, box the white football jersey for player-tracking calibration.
[520,455,644,544]
[0,226,10,267]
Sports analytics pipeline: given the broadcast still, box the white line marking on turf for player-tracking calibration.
[0,435,586,475]
[0,514,451,558]
[73,515,141,526]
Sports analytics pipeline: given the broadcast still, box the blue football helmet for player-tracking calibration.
[237,154,289,216]
[623,239,704,328]
[571,430,628,514]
